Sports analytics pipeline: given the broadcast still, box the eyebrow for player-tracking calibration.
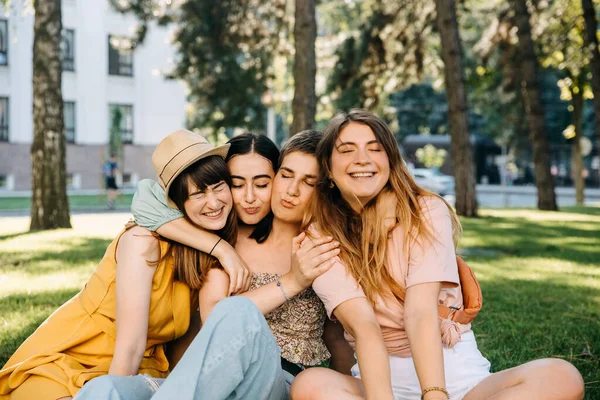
[280,166,317,180]
[230,174,273,181]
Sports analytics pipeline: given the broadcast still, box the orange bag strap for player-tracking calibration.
[397,256,483,325]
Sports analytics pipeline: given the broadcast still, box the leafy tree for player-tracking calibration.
[30,0,71,230]
[110,0,287,139]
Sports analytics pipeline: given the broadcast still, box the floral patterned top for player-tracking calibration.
[250,272,330,366]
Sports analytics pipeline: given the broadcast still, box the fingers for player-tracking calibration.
[291,232,306,253]
[306,240,340,259]
[228,273,237,296]
[296,235,335,256]
[307,248,340,271]
[242,267,252,292]
[314,258,336,276]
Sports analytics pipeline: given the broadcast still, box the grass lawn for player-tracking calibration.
[0,193,134,210]
[0,207,599,398]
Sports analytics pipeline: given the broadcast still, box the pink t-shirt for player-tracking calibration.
[312,196,468,357]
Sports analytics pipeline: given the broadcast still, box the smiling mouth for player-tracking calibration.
[349,172,375,178]
[203,208,224,219]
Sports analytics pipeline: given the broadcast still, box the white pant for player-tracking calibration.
[351,331,491,400]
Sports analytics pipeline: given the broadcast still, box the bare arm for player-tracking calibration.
[157,218,251,295]
[131,179,251,294]
[404,282,447,400]
[240,232,338,314]
[109,227,158,376]
[334,298,393,400]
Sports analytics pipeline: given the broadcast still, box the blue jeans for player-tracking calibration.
[75,297,289,400]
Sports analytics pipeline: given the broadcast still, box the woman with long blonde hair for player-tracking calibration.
[290,110,585,400]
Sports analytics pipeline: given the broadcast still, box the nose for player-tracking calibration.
[354,146,371,165]
[286,178,300,197]
[206,192,221,209]
[244,185,256,204]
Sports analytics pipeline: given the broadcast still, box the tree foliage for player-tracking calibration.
[110,0,288,136]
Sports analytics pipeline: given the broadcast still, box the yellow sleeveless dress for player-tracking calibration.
[0,230,192,399]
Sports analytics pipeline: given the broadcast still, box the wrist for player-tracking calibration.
[279,273,304,298]
[211,238,231,260]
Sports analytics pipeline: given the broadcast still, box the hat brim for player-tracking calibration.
[164,143,231,208]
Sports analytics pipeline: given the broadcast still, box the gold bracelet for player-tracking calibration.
[421,386,449,399]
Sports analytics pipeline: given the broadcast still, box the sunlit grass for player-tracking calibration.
[0,208,598,398]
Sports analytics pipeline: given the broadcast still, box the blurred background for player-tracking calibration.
[1,0,600,227]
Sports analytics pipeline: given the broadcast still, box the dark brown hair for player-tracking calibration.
[159,155,238,290]
[226,132,279,243]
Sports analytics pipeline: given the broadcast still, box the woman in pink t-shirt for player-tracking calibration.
[290,109,584,400]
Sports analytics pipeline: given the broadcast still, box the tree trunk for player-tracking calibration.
[290,0,317,135]
[30,0,71,230]
[434,0,478,217]
[510,0,557,210]
[571,86,585,205]
[582,0,600,154]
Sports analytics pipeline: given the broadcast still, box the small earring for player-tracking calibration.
[329,180,335,189]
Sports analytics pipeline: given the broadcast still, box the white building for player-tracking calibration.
[0,0,186,192]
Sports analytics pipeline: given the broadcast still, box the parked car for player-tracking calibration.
[411,168,455,196]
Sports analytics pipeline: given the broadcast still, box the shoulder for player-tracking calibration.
[117,226,161,258]
[417,195,451,221]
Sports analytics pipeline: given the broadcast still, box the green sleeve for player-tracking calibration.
[131,179,184,231]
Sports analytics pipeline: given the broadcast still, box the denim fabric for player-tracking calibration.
[75,297,288,400]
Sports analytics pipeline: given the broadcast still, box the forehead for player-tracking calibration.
[337,122,377,144]
[280,151,318,176]
[228,153,274,177]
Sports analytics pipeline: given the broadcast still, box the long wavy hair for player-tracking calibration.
[153,155,238,290]
[226,132,279,243]
[305,109,461,303]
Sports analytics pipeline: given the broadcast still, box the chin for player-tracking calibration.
[194,218,227,231]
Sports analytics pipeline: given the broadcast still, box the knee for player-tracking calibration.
[211,296,261,320]
[289,368,330,400]
[544,359,585,399]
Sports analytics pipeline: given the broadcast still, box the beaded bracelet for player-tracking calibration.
[421,386,449,399]
[275,277,291,301]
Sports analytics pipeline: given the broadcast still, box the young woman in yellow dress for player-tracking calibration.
[0,130,288,400]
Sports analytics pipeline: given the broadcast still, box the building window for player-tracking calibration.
[0,19,7,66]
[109,104,134,144]
[0,97,8,142]
[64,101,76,143]
[108,35,133,76]
[0,175,6,189]
[61,29,75,71]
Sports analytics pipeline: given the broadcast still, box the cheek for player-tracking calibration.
[257,187,272,204]
[231,189,244,206]
[183,199,202,216]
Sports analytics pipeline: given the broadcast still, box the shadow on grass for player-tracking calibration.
[0,237,112,275]
[474,277,599,399]
[0,288,80,367]
[562,206,600,217]
[461,216,600,264]
[0,232,31,243]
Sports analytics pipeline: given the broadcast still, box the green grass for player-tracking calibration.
[0,194,134,210]
[0,208,598,398]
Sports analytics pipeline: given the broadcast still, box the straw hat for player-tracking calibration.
[152,129,230,208]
